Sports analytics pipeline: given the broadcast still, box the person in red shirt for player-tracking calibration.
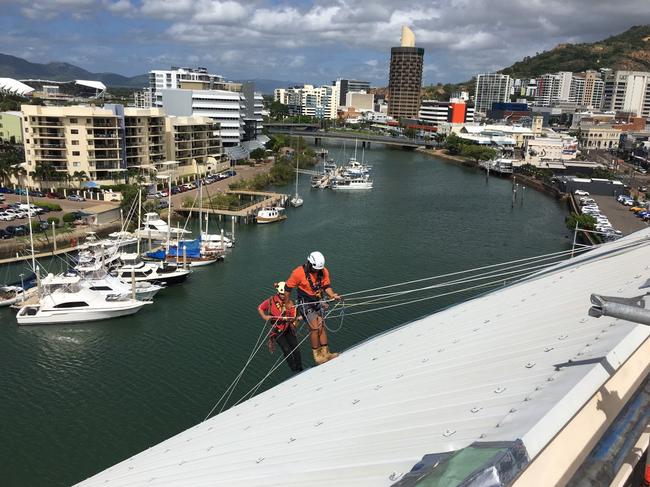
[284,251,341,365]
[257,281,303,373]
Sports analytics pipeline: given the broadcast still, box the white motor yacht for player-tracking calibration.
[135,213,191,241]
[256,207,287,224]
[0,285,36,307]
[331,176,374,190]
[72,261,162,301]
[15,274,149,325]
[113,253,191,285]
[200,232,234,249]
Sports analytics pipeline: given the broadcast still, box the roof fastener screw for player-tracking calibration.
[443,429,456,437]
[352,399,360,405]
[256,457,264,464]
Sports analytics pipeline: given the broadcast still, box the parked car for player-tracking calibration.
[14,188,27,195]
[37,221,50,231]
[6,225,27,236]
[0,195,4,202]
[0,187,14,194]
[31,190,45,197]
[0,229,12,239]
[171,186,181,195]
[574,190,590,196]
[67,193,85,202]
[47,192,65,199]
[103,191,120,202]
[157,200,169,209]
[0,212,15,221]
[5,208,26,218]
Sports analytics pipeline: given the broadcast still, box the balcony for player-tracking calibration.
[89,131,119,139]
[33,131,65,139]
[39,143,66,149]
[95,162,121,170]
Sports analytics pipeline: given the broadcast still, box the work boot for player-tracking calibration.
[321,345,339,362]
[312,347,327,365]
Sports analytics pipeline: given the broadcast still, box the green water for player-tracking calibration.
[0,144,571,486]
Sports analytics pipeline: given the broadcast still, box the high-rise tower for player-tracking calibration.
[388,26,424,120]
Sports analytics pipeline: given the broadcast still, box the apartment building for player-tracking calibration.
[569,70,604,108]
[149,67,225,104]
[603,70,650,118]
[474,73,512,115]
[535,72,572,107]
[273,84,340,119]
[165,116,222,177]
[21,104,223,187]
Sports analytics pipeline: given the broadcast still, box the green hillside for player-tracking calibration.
[500,25,650,78]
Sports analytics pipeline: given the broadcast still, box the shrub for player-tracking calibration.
[35,202,62,211]
[47,217,60,226]
[62,212,78,223]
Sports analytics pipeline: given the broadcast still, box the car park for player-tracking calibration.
[67,193,85,202]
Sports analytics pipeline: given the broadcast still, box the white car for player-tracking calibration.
[574,190,590,196]
[5,208,26,218]
[0,212,15,221]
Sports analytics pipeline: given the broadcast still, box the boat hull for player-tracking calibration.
[16,301,149,325]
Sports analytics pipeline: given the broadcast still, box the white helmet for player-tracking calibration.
[307,251,325,270]
[274,281,287,294]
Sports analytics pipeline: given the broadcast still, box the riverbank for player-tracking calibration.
[417,147,476,167]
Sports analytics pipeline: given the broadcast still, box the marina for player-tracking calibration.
[1,142,571,486]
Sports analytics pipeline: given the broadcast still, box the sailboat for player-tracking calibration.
[290,139,303,207]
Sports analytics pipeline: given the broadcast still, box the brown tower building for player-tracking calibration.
[388,26,424,120]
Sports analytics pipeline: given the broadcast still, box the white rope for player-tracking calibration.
[341,246,593,300]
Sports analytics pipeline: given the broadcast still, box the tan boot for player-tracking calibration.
[312,347,328,365]
[321,345,339,362]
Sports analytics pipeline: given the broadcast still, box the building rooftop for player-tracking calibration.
[78,230,650,486]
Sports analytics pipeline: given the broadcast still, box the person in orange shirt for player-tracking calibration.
[284,251,341,365]
[257,281,303,373]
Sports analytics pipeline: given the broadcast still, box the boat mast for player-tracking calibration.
[354,139,358,160]
[166,176,171,253]
[198,176,203,239]
[136,183,142,255]
[295,143,300,198]
[26,186,35,272]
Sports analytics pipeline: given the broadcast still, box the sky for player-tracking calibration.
[1,0,650,86]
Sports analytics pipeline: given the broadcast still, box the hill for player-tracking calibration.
[500,25,650,78]
[0,53,147,87]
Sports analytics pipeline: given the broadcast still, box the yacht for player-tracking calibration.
[482,158,514,176]
[71,261,162,301]
[0,273,37,307]
[331,176,374,191]
[256,207,287,224]
[112,253,191,285]
[15,274,149,325]
[343,157,372,178]
[145,240,221,267]
[135,213,191,241]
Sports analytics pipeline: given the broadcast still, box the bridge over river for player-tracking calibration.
[265,125,435,149]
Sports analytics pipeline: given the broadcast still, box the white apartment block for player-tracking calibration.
[154,89,245,147]
[149,67,224,103]
[21,104,223,187]
[274,84,340,120]
[474,73,512,115]
[603,70,650,117]
[418,100,475,125]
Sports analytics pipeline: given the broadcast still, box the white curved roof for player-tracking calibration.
[0,77,34,96]
[75,80,106,91]
[77,230,650,486]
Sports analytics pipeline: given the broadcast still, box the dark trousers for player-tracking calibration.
[275,331,303,373]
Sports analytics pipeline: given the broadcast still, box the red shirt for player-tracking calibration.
[286,265,331,299]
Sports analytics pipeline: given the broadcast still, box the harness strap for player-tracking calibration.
[303,264,324,297]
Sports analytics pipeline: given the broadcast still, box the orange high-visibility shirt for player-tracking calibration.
[286,265,331,300]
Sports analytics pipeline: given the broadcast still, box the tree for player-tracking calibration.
[565,212,596,232]
[249,148,266,161]
[269,101,289,119]
[444,133,465,155]
[461,145,497,164]
[403,127,417,139]
[591,167,617,180]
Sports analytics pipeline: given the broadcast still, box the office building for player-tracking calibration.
[334,79,371,107]
[242,82,264,140]
[345,92,374,111]
[603,70,650,118]
[0,111,23,143]
[154,89,244,146]
[387,26,424,120]
[474,73,512,115]
[418,99,474,125]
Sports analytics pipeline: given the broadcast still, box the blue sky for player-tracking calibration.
[1,0,650,85]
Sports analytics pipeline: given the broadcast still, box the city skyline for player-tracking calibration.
[1,1,650,85]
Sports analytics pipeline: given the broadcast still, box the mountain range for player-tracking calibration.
[0,53,299,93]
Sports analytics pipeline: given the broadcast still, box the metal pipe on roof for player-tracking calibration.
[589,294,650,326]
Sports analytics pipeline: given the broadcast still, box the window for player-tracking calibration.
[71,129,79,134]
[73,162,80,167]
[70,118,78,123]
[72,151,80,156]
[90,286,112,291]
[54,301,89,308]
[71,140,79,145]
[87,119,91,123]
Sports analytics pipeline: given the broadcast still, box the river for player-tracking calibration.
[0,142,571,486]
